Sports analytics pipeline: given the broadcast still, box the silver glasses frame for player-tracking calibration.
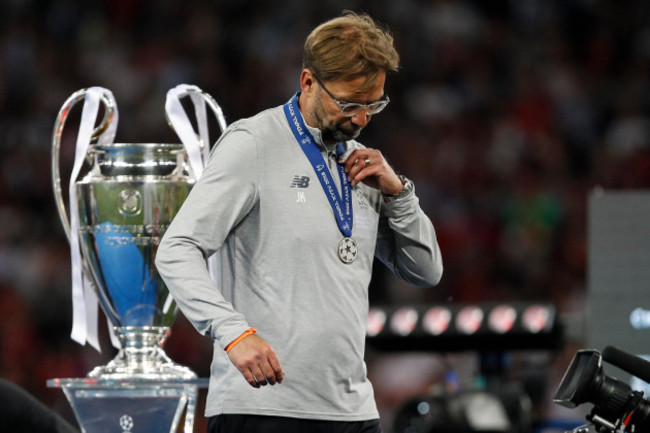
[313,74,390,117]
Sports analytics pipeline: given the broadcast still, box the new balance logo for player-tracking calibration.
[290,176,310,188]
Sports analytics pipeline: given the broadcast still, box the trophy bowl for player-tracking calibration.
[78,142,195,379]
[52,87,225,380]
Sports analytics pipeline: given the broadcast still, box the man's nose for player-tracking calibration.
[350,109,371,127]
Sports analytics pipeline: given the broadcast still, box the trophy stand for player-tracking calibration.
[47,377,208,433]
[46,326,209,432]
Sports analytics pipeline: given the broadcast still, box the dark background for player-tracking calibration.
[2,0,650,431]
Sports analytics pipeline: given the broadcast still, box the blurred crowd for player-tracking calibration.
[2,0,650,430]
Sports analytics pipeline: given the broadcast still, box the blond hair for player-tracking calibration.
[303,12,399,89]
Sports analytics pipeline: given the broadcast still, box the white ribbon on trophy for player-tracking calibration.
[165,84,224,302]
[165,84,211,180]
[69,87,119,351]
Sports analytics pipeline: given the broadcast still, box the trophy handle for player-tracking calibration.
[51,89,116,241]
[164,87,228,151]
[184,86,228,134]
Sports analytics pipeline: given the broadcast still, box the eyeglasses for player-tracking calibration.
[313,74,390,117]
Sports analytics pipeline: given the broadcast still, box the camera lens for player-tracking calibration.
[554,349,650,431]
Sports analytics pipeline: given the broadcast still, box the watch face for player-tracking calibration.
[384,176,412,203]
[399,176,413,192]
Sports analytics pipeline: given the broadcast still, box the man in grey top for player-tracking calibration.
[156,11,442,433]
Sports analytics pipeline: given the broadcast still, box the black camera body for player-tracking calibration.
[553,347,650,432]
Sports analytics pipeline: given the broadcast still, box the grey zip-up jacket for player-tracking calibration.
[156,102,442,421]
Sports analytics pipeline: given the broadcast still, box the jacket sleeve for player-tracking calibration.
[374,180,443,287]
[155,126,258,349]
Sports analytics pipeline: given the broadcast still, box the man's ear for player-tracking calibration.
[300,69,316,94]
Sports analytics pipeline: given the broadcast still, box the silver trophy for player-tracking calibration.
[52,87,226,380]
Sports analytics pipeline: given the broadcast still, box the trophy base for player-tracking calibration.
[87,326,197,381]
[47,377,209,433]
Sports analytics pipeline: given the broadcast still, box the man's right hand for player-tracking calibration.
[226,334,285,388]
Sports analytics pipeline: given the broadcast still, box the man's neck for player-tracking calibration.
[297,92,314,127]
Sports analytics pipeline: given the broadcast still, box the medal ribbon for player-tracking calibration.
[283,93,353,238]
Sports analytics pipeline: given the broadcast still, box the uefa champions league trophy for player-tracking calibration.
[51,86,225,379]
[49,85,226,433]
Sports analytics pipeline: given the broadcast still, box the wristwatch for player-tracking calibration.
[383,174,413,203]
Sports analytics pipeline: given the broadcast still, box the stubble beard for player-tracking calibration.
[312,94,362,144]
